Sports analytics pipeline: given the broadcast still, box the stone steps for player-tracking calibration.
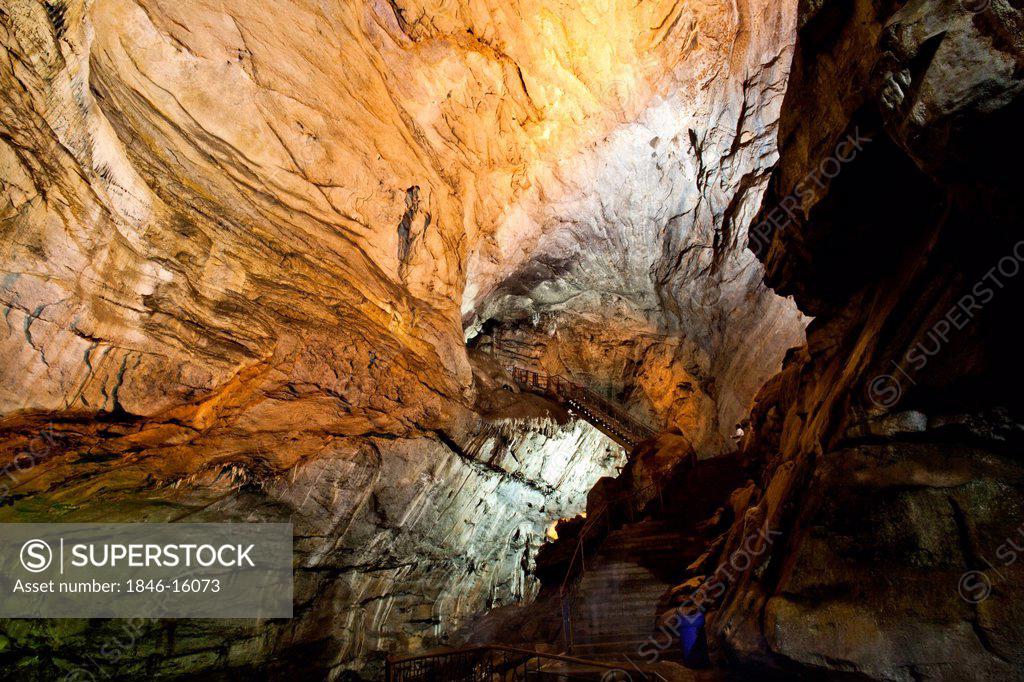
[573,582,666,595]
[569,627,656,641]
[577,561,675,575]
[562,456,753,660]
[572,607,662,623]
[598,534,695,550]
[576,581,668,596]
[567,518,693,656]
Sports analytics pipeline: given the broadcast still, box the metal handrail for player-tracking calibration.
[386,644,627,682]
[556,474,665,651]
[491,358,667,652]
[505,366,657,448]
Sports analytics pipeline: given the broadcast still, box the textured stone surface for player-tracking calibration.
[1,0,811,676]
[0,386,623,679]
[704,0,1024,678]
[0,0,805,432]
[5,0,1024,678]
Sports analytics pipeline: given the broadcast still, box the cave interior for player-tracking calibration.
[1,0,1023,679]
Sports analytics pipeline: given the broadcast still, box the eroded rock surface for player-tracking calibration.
[0,378,623,679]
[1,0,811,676]
[700,0,1024,678]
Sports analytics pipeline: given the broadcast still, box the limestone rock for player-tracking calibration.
[709,0,1024,677]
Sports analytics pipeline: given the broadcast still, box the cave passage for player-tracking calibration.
[1,0,1023,680]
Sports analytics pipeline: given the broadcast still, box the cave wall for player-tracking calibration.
[458,0,811,456]
[5,0,1022,677]
[0,398,622,679]
[0,0,848,676]
[1,0,805,438]
[0,3,636,674]
[479,270,805,457]
[708,0,1024,678]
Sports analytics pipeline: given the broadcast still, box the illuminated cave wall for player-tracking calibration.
[1,0,806,676]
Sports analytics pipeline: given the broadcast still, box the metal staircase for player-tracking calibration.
[505,366,657,449]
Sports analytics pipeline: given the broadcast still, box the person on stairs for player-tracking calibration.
[677,606,710,669]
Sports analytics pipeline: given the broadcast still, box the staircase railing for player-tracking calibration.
[558,476,666,653]
[498,359,668,652]
[386,644,627,682]
[505,366,657,449]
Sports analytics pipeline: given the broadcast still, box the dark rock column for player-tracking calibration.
[711,0,1024,678]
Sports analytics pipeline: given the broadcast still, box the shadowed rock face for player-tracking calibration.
[0,0,807,677]
[703,0,1024,678]
[0,382,625,679]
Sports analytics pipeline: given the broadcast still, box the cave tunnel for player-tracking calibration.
[1,0,1023,680]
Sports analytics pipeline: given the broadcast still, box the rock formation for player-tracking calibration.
[702,0,1024,678]
[5,0,1019,678]
[453,1,1024,679]
[1,0,806,677]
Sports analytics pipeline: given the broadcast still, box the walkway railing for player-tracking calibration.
[506,366,657,449]
[557,476,666,653]
[499,360,666,652]
[386,644,628,682]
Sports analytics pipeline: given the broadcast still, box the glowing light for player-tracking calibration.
[546,521,559,541]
